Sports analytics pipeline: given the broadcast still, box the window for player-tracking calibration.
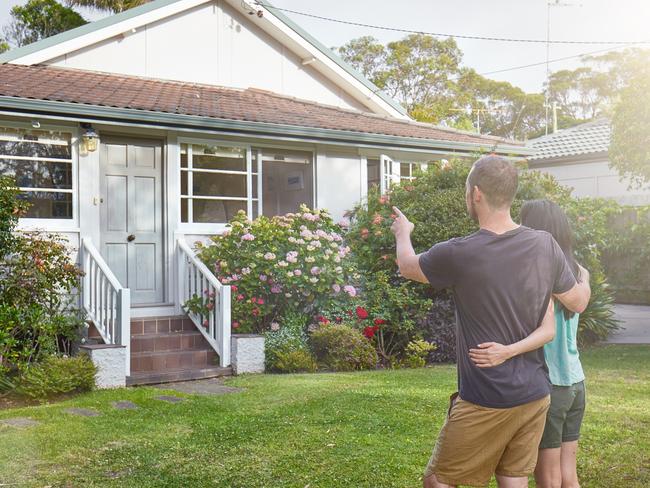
[367,158,380,189]
[399,162,427,183]
[180,143,260,224]
[0,127,73,219]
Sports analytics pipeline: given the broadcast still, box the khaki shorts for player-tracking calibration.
[424,394,551,487]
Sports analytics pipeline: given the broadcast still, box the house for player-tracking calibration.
[0,0,531,385]
[527,118,650,206]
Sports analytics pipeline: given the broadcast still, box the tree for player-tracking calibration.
[4,0,86,47]
[609,65,650,187]
[65,0,150,13]
[0,39,9,54]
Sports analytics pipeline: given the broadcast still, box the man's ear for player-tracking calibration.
[472,185,482,203]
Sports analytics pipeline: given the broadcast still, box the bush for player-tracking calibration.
[417,294,457,363]
[273,350,317,374]
[264,311,316,373]
[16,355,96,401]
[0,179,84,372]
[399,339,436,368]
[310,324,378,371]
[195,206,357,333]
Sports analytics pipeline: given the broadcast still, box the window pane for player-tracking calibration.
[252,175,258,198]
[0,128,71,160]
[192,199,246,223]
[181,198,188,223]
[192,145,246,171]
[192,172,246,198]
[180,170,188,196]
[180,143,188,169]
[0,159,72,189]
[20,191,72,219]
[367,159,380,188]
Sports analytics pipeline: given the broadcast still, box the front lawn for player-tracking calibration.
[1,345,648,487]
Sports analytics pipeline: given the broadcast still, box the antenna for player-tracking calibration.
[545,0,582,135]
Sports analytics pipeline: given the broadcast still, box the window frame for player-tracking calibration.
[0,121,79,231]
[177,137,259,233]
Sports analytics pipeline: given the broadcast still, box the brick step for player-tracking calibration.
[131,316,196,336]
[126,366,232,386]
[131,349,218,373]
[131,331,208,354]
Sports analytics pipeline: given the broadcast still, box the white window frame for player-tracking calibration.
[0,121,79,231]
[380,154,400,193]
[177,137,259,233]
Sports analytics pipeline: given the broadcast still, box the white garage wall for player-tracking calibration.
[531,159,650,206]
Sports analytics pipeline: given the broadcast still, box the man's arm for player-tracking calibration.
[391,207,428,283]
[555,264,591,314]
[469,299,556,368]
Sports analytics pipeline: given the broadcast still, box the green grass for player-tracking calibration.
[0,345,648,487]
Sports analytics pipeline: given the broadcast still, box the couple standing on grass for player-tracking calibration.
[391,155,591,488]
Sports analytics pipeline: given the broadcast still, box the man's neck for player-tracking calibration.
[478,209,519,235]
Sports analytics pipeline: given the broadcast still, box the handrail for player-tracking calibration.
[80,238,131,376]
[177,238,231,367]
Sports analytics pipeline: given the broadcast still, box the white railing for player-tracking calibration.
[177,239,231,367]
[80,238,131,376]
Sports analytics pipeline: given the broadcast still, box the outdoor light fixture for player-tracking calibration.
[31,120,40,129]
[81,124,99,153]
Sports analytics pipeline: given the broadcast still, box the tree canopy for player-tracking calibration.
[64,0,151,13]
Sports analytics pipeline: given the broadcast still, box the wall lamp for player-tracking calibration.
[81,123,99,153]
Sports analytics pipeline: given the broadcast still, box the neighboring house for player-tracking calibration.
[527,118,650,206]
[0,0,530,384]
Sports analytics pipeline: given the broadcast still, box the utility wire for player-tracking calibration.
[256,2,650,45]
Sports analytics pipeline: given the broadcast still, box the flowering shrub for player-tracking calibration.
[0,179,85,373]
[195,206,357,333]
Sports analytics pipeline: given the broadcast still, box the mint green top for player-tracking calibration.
[544,302,585,386]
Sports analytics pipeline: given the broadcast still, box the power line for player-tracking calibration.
[256,2,650,46]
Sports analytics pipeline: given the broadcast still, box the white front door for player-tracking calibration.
[99,136,164,305]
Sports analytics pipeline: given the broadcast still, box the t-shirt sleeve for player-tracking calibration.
[550,236,577,294]
[418,240,456,289]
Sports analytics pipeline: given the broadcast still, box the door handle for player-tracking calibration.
[127,234,136,242]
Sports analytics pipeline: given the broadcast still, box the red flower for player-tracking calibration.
[237,294,244,301]
[373,318,386,325]
[360,228,369,239]
[232,321,240,329]
[356,306,369,320]
[257,298,265,305]
[317,315,330,324]
[252,307,260,316]
[335,316,342,323]
[231,285,238,292]
[206,301,214,311]
[363,326,376,339]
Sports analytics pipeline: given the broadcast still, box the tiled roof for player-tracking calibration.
[527,118,610,162]
[0,64,521,148]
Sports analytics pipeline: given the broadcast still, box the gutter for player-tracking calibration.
[0,96,534,156]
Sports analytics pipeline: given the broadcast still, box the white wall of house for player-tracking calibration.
[46,1,368,113]
[531,159,650,206]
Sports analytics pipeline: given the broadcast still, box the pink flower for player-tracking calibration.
[310,266,321,275]
[257,298,265,305]
[202,319,209,327]
[241,233,255,241]
[372,213,383,225]
[332,284,341,293]
[259,274,267,282]
[270,322,280,331]
[379,195,390,205]
[263,252,276,260]
[271,284,282,294]
[206,302,214,311]
[237,294,244,301]
[338,218,350,228]
[343,285,357,297]
[294,269,302,276]
[232,321,240,329]
[252,307,260,316]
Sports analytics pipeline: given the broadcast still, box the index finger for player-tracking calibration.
[392,206,405,218]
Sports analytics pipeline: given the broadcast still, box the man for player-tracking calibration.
[390,155,591,488]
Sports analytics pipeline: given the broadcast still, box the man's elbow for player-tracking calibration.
[397,260,427,283]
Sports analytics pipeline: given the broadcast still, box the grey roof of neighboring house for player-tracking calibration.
[527,118,610,162]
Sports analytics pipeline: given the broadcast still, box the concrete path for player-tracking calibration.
[153,378,243,396]
[607,304,650,344]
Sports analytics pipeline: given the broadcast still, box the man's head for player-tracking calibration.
[465,155,518,222]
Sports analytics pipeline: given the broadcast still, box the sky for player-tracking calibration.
[1,0,650,93]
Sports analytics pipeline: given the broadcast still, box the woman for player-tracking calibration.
[521,199,590,488]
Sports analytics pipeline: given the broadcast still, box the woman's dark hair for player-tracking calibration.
[520,199,579,318]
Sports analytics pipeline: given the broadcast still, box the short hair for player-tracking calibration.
[467,155,518,209]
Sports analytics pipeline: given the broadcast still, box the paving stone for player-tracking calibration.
[0,417,40,428]
[112,401,138,410]
[155,395,184,403]
[64,407,100,417]
[154,378,243,396]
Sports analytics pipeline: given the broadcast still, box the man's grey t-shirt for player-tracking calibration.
[419,226,576,408]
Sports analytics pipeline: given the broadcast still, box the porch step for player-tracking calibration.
[131,331,207,353]
[131,348,218,372]
[126,366,232,386]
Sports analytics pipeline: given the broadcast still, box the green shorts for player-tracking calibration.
[539,381,586,449]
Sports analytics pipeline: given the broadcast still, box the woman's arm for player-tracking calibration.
[469,299,556,368]
[555,264,591,313]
